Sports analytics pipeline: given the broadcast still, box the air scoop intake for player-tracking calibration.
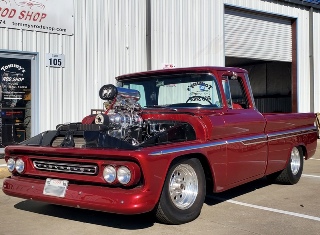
[99,84,140,101]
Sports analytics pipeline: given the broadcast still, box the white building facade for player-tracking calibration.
[0,0,319,146]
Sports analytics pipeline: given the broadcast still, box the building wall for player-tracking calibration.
[151,0,316,112]
[150,0,225,68]
[0,0,147,135]
[225,0,319,113]
[314,9,320,113]
[0,0,318,136]
[73,0,147,122]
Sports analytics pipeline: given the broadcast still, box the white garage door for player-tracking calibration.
[224,8,292,62]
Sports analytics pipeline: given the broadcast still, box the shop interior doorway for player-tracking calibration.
[226,57,292,113]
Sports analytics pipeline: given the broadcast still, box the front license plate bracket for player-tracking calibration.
[43,178,68,198]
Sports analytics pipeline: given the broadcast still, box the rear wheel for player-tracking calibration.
[267,146,303,185]
[155,158,206,224]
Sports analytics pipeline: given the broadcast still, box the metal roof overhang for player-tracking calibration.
[278,0,320,9]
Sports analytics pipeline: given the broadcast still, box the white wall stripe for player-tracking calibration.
[208,195,320,222]
[310,158,320,161]
[302,174,320,178]
[0,164,7,167]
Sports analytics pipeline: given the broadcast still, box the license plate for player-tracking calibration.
[43,178,68,198]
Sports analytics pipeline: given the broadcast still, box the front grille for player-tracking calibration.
[33,160,98,175]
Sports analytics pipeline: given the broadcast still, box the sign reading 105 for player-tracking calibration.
[45,53,65,68]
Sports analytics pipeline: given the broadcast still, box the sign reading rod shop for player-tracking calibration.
[0,0,74,35]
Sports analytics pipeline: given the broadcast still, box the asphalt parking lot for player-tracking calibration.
[1,141,320,235]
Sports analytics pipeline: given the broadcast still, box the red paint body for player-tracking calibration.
[2,67,318,215]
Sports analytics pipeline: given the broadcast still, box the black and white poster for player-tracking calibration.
[0,58,31,147]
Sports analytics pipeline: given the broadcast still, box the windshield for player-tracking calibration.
[118,73,222,108]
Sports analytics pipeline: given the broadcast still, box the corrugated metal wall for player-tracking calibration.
[151,0,314,112]
[0,0,147,134]
[314,9,320,113]
[73,0,147,123]
[150,0,225,68]
[224,0,315,113]
[0,0,319,136]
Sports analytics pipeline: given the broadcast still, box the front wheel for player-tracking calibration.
[267,146,303,185]
[155,158,206,224]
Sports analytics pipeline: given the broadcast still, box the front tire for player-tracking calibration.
[267,146,303,185]
[155,158,206,224]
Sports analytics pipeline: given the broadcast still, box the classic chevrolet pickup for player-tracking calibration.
[2,66,318,224]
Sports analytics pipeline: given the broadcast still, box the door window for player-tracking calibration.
[222,76,249,109]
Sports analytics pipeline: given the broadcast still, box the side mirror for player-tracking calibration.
[222,71,238,80]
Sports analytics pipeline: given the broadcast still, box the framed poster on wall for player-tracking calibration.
[0,58,31,147]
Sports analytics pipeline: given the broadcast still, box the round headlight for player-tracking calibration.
[7,158,15,172]
[15,158,25,173]
[117,166,131,185]
[103,165,116,183]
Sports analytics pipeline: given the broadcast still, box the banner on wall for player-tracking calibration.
[0,0,74,35]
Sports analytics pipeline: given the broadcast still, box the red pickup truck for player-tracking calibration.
[2,66,317,224]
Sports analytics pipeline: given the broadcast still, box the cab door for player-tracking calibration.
[218,71,268,186]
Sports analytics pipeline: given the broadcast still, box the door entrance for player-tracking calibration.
[224,7,296,113]
[0,57,32,147]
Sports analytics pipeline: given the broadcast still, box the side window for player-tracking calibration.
[224,77,249,109]
[222,79,232,108]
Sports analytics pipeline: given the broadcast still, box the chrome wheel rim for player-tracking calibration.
[290,147,301,175]
[169,163,198,210]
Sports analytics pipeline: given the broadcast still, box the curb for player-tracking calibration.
[0,168,10,179]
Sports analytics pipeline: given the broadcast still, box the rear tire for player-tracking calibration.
[267,146,303,185]
[155,158,206,224]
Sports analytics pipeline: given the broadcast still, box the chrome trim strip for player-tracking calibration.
[33,160,98,175]
[149,133,267,156]
[149,126,316,156]
[149,141,226,156]
[227,134,267,146]
[267,126,317,140]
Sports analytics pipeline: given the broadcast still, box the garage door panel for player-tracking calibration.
[225,8,292,62]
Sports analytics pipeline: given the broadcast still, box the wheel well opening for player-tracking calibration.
[171,153,214,195]
[299,145,307,159]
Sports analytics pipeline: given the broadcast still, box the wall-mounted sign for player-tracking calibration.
[45,53,65,68]
[0,0,74,35]
[0,60,30,107]
[162,63,176,69]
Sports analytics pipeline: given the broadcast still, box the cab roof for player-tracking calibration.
[116,66,248,81]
